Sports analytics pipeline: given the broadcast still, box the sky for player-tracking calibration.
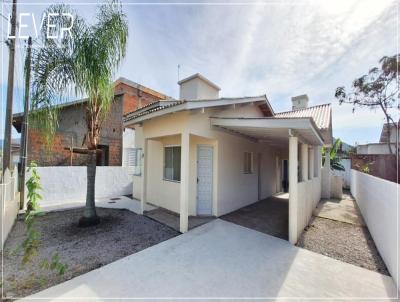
[0,0,399,145]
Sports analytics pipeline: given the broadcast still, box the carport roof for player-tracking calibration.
[210,117,324,146]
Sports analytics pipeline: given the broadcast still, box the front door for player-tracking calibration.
[197,145,213,215]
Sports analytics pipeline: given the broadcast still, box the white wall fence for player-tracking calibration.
[295,176,321,241]
[1,166,20,249]
[26,166,133,208]
[333,159,351,189]
[350,169,399,290]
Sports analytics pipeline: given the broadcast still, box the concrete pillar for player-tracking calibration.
[309,147,314,179]
[315,146,322,177]
[321,147,331,198]
[289,135,298,244]
[140,138,148,214]
[300,143,308,182]
[275,156,280,192]
[179,132,190,233]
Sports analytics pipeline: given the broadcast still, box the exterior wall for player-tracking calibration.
[25,82,164,167]
[295,176,321,240]
[0,167,19,250]
[351,154,398,183]
[133,104,279,217]
[115,82,162,114]
[357,143,396,155]
[24,166,133,207]
[321,157,331,198]
[179,77,219,100]
[333,159,351,188]
[350,170,399,290]
[27,97,123,166]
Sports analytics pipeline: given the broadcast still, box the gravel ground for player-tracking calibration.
[1,207,179,299]
[297,216,389,275]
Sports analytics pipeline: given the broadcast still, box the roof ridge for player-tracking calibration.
[275,103,331,115]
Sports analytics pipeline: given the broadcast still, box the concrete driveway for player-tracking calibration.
[21,220,397,301]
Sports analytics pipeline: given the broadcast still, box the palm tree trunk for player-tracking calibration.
[79,150,100,227]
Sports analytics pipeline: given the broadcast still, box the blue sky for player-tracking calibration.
[1,0,398,145]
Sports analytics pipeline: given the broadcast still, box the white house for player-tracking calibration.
[356,122,399,155]
[124,73,333,244]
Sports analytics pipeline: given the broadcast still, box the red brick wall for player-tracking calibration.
[351,154,399,183]
[26,82,165,166]
[114,82,165,115]
[27,129,87,166]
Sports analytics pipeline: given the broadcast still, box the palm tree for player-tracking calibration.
[29,2,128,226]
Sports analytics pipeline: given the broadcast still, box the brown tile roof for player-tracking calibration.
[124,100,186,122]
[274,103,331,130]
[124,95,271,123]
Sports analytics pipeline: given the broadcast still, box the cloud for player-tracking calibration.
[0,0,397,145]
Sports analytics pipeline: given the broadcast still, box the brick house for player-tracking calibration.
[12,78,166,166]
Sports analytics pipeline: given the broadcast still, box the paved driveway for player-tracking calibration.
[22,220,397,301]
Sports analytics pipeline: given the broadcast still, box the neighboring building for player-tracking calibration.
[12,78,166,166]
[0,138,20,170]
[11,138,20,166]
[353,122,399,183]
[124,73,333,244]
[356,122,398,155]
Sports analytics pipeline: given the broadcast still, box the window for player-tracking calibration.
[164,146,181,181]
[244,152,253,174]
[124,148,142,176]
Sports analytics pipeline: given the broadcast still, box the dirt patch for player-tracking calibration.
[1,207,179,299]
[297,216,389,275]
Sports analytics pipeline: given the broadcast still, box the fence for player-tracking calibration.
[1,166,20,249]
[24,166,133,208]
[294,175,321,241]
[350,169,399,290]
[351,154,398,183]
[333,158,351,188]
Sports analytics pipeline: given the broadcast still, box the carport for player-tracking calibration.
[221,193,289,239]
[211,117,324,243]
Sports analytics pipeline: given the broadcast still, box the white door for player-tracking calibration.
[197,145,213,215]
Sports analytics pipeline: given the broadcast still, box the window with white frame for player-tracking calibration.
[244,152,253,174]
[164,146,181,181]
[124,148,142,176]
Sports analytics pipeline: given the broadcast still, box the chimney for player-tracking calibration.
[291,94,309,110]
[178,73,220,100]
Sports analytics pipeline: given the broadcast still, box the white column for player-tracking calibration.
[321,147,331,198]
[289,135,298,244]
[275,156,280,192]
[179,132,190,233]
[140,138,148,215]
[315,146,322,178]
[300,143,308,182]
[309,147,314,180]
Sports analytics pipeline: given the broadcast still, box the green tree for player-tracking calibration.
[29,2,128,226]
[335,54,399,154]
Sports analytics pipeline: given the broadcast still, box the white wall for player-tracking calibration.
[356,143,396,155]
[333,159,351,188]
[133,105,279,217]
[295,176,321,241]
[179,77,219,100]
[351,170,399,290]
[27,166,133,207]
[1,166,20,249]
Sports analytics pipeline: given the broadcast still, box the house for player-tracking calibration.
[356,122,398,155]
[0,138,20,169]
[352,122,399,183]
[124,73,333,244]
[12,78,166,166]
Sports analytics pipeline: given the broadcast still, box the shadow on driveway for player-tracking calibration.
[221,193,288,240]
